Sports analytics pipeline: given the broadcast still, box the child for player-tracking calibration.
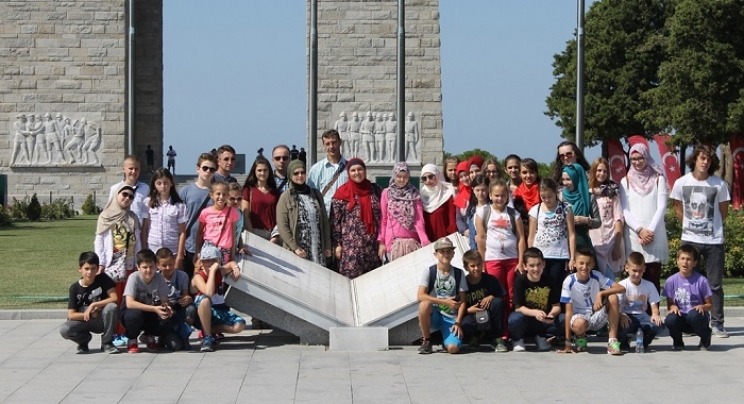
[588,158,625,279]
[560,163,601,259]
[119,249,174,354]
[512,158,541,216]
[156,247,193,350]
[179,152,217,279]
[528,178,576,287]
[196,181,240,265]
[416,237,468,354]
[475,180,525,320]
[59,252,119,354]
[460,249,507,352]
[557,247,626,355]
[227,182,249,256]
[107,155,150,227]
[191,244,244,352]
[617,252,664,351]
[663,245,713,351]
[142,168,187,270]
[508,247,562,352]
[465,175,490,250]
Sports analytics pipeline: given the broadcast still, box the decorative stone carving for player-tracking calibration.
[334,111,350,156]
[360,111,376,162]
[348,111,361,159]
[332,111,421,164]
[10,113,103,167]
[405,112,420,162]
[374,113,386,162]
[385,113,397,162]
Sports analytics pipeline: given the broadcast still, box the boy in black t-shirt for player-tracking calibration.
[460,249,507,352]
[508,247,562,352]
[60,252,120,354]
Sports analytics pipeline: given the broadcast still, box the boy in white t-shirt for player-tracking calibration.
[617,252,664,352]
[557,247,626,355]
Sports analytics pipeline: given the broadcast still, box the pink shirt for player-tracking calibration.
[144,197,187,254]
[377,189,430,251]
[198,206,240,250]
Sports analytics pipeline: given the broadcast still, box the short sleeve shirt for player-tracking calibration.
[199,206,241,250]
[618,278,660,315]
[161,270,189,304]
[418,266,468,318]
[513,272,560,313]
[528,202,571,259]
[122,272,170,307]
[476,206,519,261]
[669,173,730,244]
[465,273,505,307]
[68,274,116,312]
[560,270,613,316]
[662,272,713,314]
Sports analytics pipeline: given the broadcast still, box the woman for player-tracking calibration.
[242,156,281,244]
[482,158,502,183]
[619,144,668,291]
[331,158,382,279]
[560,163,600,255]
[551,141,591,184]
[419,164,457,241]
[276,159,331,266]
[504,154,522,194]
[588,158,625,278]
[454,156,483,236]
[378,163,430,262]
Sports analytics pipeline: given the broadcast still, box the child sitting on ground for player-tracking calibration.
[617,252,664,352]
[156,247,193,350]
[461,249,507,353]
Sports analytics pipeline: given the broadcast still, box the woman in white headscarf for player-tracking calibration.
[419,164,457,241]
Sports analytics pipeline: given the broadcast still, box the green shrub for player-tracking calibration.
[81,194,101,215]
[41,197,75,220]
[7,197,28,220]
[0,205,12,227]
[26,193,42,221]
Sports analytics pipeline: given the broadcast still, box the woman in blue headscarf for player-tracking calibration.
[561,163,600,261]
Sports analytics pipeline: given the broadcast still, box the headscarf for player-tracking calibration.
[387,162,420,230]
[562,163,591,217]
[333,158,375,234]
[287,159,310,195]
[453,160,472,209]
[96,183,140,235]
[626,143,664,197]
[514,182,541,212]
[420,164,455,213]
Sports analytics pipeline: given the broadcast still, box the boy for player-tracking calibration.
[191,244,244,352]
[663,245,713,351]
[416,237,468,354]
[557,247,626,355]
[508,247,562,352]
[156,247,193,350]
[460,249,507,352]
[108,155,150,227]
[179,152,217,279]
[617,252,664,351]
[60,252,119,354]
[120,249,174,353]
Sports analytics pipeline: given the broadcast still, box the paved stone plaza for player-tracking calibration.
[0,314,742,404]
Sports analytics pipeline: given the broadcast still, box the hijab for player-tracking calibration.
[96,183,140,235]
[626,143,664,197]
[419,164,455,213]
[333,158,376,234]
[562,163,591,217]
[514,181,541,212]
[387,162,420,230]
[453,160,472,209]
[287,159,310,195]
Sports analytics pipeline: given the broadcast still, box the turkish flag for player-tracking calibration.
[653,134,681,190]
[606,138,627,183]
[627,134,650,149]
[731,134,744,210]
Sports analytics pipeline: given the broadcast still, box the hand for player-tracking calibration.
[535,310,548,322]
[377,244,386,262]
[450,323,463,339]
[592,292,604,312]
[83,305,94,321]
[557,342,576,354]
[651,314,663,327]
[237,246,248,255]
[444,297,461,311]
[175,255,184,270]
[242,248,253,257]
[208,262,220,273]
[155,305,171,320]
[294,248,306,258]
[639,228,654,243]
[693,305,706,315]
[574,216,586,226]
[231,265,241,280]
[178,295,192,307]
[480,296,494,310]
[620,313,631,328]
[515,262,525,274]
[335,246,342,260]
[611,243,623,261]
[567,259,575,273]
[668,305,680,316]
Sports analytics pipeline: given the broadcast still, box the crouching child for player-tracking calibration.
[460,249,507,352]
[617,252,664,352]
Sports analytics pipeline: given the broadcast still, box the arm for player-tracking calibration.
[241,193,254,232]
[557,302,576,353]
[229,222,237,261]
[595,282,626,311]
[647,176,668,231]
[317,192,332,256]
[566,207,576,269]
[475,210,487,260]
[125,295,159,313]
[221,261,242,281]
[650,303,663,326]
[276,193,298,251]
[195,222,205,260]
[720,201,729,222]
[586,195,601,229]
[94,232,106,272]
[331,199,344,259]
[695,296,713,314]
[192,262,219,297]
[672,200,683,222]
[176,222,186,269]
[453,290,468,338]
[527,214,537,248]
[378,190,389,257]
[413,199,430,246]
[515,218,526,273]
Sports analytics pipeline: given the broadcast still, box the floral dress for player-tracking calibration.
[331,187,382,279]
[296,194,325,266]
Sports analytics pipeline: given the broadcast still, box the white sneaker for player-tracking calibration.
[512,339,526,352]
[535,336,550,351]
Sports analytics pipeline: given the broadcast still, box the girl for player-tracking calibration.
[512,158,541,226]
[443,156,460,190]
[588,158,625,279]
[560,163,600,258]
[466,174,490,250]
[454,156,482,235]
[476,180,525,317]
[528,178,576,286]
[378,162,430,262]
[196,181,240,264]
[241,156,281,244]
[228,182,249,257]
[419,164,457,241]
[551,140,591,184]
[482,158,502,183]
[142,168,187,270]
[504,154,522,194]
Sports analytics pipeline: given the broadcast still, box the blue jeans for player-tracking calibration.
[682,241,724,326]
[507,311,562,340]
[664,310,711,348]
[619,313,663,347]
[430,309,462,348]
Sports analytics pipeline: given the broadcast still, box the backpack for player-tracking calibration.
[426,264,463,296]
[480,205,518,236]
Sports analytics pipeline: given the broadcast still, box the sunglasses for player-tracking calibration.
[120,192,135,200]
[292,170,306,176]
[223,157,236,162]
[274,156,289,161]
[228,197,242,202]
[559,151,575,159]
[200,166,217,173]
[421,174,435,181]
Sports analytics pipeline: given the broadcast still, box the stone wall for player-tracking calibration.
[311,0,443,174]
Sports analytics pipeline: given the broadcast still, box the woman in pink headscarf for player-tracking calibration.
[619,143,668,291]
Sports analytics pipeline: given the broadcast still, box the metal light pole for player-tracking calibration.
[308,0,318,166]
[396,0,406,162]
[575,0,585,151]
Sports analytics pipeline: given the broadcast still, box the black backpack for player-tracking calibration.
[426,264,463,296]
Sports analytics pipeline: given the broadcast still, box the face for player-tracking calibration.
[272,147,290,172]
[561,172,574,191]
[78,262,98,283]
[122,160,140,182]
[694,153,712,174]
[625,263,645,284]
[211,184,229,207]
[255,163,270,182]
[558,145,576,165]
[574,254,595,278]
[323,136,341,158]
[505,159,521,181]
[218,151,236,173]
[228,190,242,208]
[154,177,172,197]
[629,152,647,171]
[445,162,458,181]
[458,171,471,187]
[524,257,545,281]
[434,248,455,265]
[158,257,175,278]
[421,172,438,187]
[473,184,488,203]
[291,166,307,185]
[489,185,509,207]
[197,160,217,181]
[394,170,409,188]
[137,260,157,283]
[117,189,135,208]
[199,258,219,272]
[465,259,484,277]
[349,164,366,183]
[539,189,557,205]
[484,164,499,180]
[520,165,537,185]
[594,163,609,183]
[469,166,480,181]
[676,252,697,276]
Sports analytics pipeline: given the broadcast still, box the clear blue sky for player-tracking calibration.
[163,0,600,174]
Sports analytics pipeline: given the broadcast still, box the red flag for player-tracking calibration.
[627,134,650,149]
[731,134,744,210]
[653,134,681,190]
[606,138,627,183]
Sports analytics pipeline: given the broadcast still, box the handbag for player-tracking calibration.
[475,310,489,324]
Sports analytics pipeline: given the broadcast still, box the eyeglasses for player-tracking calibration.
[421,174,435,181]
[120,192,135,200]
[292,170,306,176]
[559,151,575,159]
[223,157,236,162]
[228,197,242,202]
[200,166,217,173]
[630,156,645,162]
[273,156,289,161]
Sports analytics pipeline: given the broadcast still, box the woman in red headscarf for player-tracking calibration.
[454,156,483,236]
[331,158,383,279]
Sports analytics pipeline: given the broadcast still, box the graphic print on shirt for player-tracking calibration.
[673,287,692,312]
[622,293,647,312]
[536,204,567,245]
[524,286,550,310]
[77,287,103,312]
[434,272,456,314]
[682,186,717,236]
[490,214,511,253]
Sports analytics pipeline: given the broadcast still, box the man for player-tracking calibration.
[272,144,291,192]
[290,145,299,161]
[166,145,177,173]
[145,145,155,172]
[298,147,306,164]
[670,145,731,338]
[308,129,348,214]
[213,144,238,183]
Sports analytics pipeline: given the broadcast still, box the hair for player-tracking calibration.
[520,158,541,183]
[504,154,521,167]
[467,174,490,217]
[244,156,277,190]
[575,247,595,261]
[444,156,460,186]
[78,251,100,267]
[551,141,590,182]
[136,249,157,265]
[686,145,720,175]
[321,129,341,142]
[155,247,174,261]
[462,249,483,265]
[538,178,558,195]
[626,251,646,267]
[148,168,183,208]
[228,182,242,193]
[482,158,503,179]
[677,244,699,261]
[210,180,229,194]
[197,152,217,166]
[523,247,544,262]
[588,157,610,189]
[272,144,290,155]
[123,155,139,164]
[488,179,509,195]
[216,144,236,156]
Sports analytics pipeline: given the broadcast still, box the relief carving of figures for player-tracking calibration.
[348,111,361,159]
[331,111,421,164]
[385,113,397,162]
[405,112,420,162]
[374,113,386,162]
[334,111,350,157]
[9,113,102,167]
[360,111,376,162]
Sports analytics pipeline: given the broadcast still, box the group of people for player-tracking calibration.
[59,130,732,356]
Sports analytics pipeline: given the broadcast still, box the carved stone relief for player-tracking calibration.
[335,111,420,165]
[9,113,102,167]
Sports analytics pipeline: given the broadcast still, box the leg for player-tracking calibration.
[486,297,505,338]
[507,312,528,341]
[418,301,433,339]
[664,312,687,348]
[702,243,725,329]
[686,309,712,348]
[636,314,662,348]
[59,320,93,346]
[460,313,479,342]
[197,296,213,336]
[545,259,568,289]
[643,262,662,293]
[119,308,145,340]
[439,314,462,354]
[99,302,118,344]
[606,294,620,339]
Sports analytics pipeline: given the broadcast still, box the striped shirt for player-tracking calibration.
[144,197,188,254]
[307,156,348,213]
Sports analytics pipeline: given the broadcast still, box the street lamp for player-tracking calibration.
[576,0,585,151]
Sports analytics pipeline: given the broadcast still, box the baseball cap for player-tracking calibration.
[433,237,455,251]
[200,244,221,261]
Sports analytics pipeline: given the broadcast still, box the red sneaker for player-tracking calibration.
[146,341,159,352]
[127,341,140,354]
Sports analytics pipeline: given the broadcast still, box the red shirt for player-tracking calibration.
[242,187,280,231]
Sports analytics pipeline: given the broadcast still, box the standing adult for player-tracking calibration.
[166,145,177,173]
[298,148,307,165]
[560,163,600,256]
[307,129,348,214]
[145,145,155,172]
[242,156,280,243]
[419,164,457,241]
[619,144,668,291]
[551,141,591,185]
[213,144,238,183]
[331,158,382,279]
[271,145,291,193]
[670,145,731,338]
[290,145,300,161]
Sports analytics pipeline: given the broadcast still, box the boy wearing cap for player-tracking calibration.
[191,244,244,352]
[417,237,468,354]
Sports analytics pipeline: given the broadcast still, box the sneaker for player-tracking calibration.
[127,340,140,354]
[467,336,480,352]
[712,324,729,338]
[493,338,508,353]
[146,341,159,352]
[197,330,205,340]
[139,334,154,345]
[201,335,216,353]
[619,339,631,353]
[574,336,588,352]
[607,339,622,355]
[76,343,89,354]
[535,336,550,352]
[101,342,120,354]
[512,339,526,352]
[112,334,127,347]
[699,335,711,350]
[161,331,182,351]
[214,332,225,342]
[417,339,432,355]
